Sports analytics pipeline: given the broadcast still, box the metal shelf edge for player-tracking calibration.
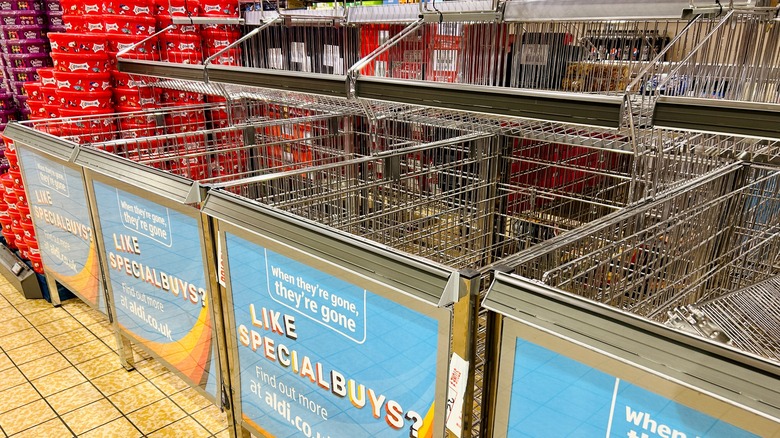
[654,96,780,141]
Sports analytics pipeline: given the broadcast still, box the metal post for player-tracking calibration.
[200,213,248,438]
[448,268,481,438]
[478,266,512,438]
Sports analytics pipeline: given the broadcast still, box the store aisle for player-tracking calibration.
[0,278,229,437]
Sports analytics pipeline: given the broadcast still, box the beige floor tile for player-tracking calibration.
[0,327,44,351]
[214,428,231,438]
[7,298,53,316]
[0,316,32,338]
[6,339,57,365]
[1,291,27,305]
[0,367,27,391]
[0,307,21,320]
[17,353,70,381]
[134,358,170,380]
[147,416,210,438]
[0,399,55,435]
[61,398,121,435]
[23,306,71,327]
[92,368,146,396]
[62,339,113,365]
[100,334,119,352]
[170,387,213,414]
[109,380,166,414]
[36,317,84,338]
[48,327,97,351]
[0,295,10,308]
[47,381,104,415]
[192,404,229,434]
[76,353,124,380]
[150,372,190,396]
[0,353,11,372]
[62,299,93,315]
[127,398,186,435]
[11,417,72,438]
[0,382,40,415]
[31,366,86,397]
[85,322,115,339]
[79,417,142,438]
[74,309,108,327]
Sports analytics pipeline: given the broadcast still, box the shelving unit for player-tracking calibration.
[4,1,780,437]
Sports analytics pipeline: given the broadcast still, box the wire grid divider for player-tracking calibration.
[22,101,354,185]
[490,132,636,261]
[213,116,500,269]
[619,13,735,132]
[652,9,780,104]
[490,161,780,322]
[667,275,780,364]
[350,17,710,94]
[630,127,745,200]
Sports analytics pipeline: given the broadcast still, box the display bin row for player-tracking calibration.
[4,94,780,437]
[113,4,780,140]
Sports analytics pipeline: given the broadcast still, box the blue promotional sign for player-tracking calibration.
[506,338,759,437]
[18,147,105,313]
[226,232,440,438]
[92,180,217,397]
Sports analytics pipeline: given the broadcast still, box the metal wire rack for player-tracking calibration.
[493,161,780,322]
[22,100,353,186]
[213,118,499,268]
[653,10,780,104]
[667,276,780,364]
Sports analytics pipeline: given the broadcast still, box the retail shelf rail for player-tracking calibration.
[646,9,780,139]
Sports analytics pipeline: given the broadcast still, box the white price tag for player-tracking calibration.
[268,48,283,69]
[433,50,458,72]
[291,42,306,63]
[375,60,387,77]
[445,352,469,437]
[520,44,549,65]
[323,44,340,67]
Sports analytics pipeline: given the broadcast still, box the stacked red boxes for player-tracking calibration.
[426,22,463,83]
[0,136,43,274]
[22,0,165,152]
[160,88,208,179]
[0,0,60,125]
[205,95,246,180]
[156,0,202,64]
[359,24,393,77]
[262,104,313,175]
[200,0,241,67]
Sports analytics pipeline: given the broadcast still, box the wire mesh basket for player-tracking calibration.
[496,162,780,322]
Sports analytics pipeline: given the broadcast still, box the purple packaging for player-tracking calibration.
[0,110,18,124]
[0,0,43,11]
[8,67,40,82]
[18,107,30,119]
[3,53,51,69]
[0,9,45,25]
[9,80,26,95]
[0,93,14,110]
[13,93,27,108]
[45,9,60,26]
[45,0,59,12]
[0,38,48,55]
[0,24,45,40]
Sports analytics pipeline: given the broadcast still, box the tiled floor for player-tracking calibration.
[0,278,230,437]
